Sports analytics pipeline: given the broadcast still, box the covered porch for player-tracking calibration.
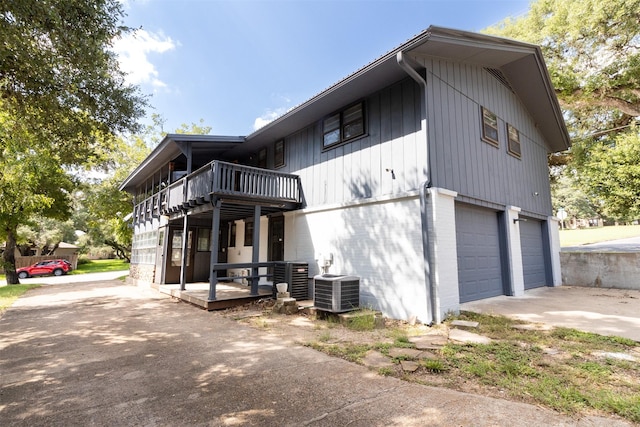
[156,278,315,310]
[156,281,273,310]
[132,159,306,309]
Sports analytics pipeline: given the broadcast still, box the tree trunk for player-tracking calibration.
[104,239,131,263]
[47,242,59,256]
[3,227,20,284]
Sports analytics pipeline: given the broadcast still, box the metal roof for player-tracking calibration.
[121,26,571,193]
[120,134,244,191]
[234,25,570,155]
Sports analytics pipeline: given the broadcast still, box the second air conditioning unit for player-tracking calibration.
[273,262,309,300]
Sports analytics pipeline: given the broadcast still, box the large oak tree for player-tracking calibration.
[1,0,147,283]
[485,0,640,221]
[79,118,212,262]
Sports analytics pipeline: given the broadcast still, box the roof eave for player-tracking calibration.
[119,134,246,192]
[238,25,570,154]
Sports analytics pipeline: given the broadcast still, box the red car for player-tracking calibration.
[16,259,72,279]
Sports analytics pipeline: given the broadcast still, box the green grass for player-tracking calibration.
[344,309,377,331]
[302,310,640,423]
[70,259,129,274]
[305,342,371,363]
[0,284,40,314]
[435,313,640,422]
[420,359,448,373]
[559,224,640,247]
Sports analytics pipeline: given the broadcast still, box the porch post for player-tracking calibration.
[505,206,524,297]
[251,205,261,295]
[185,141,193,174]
[180,214,189,291]
[208,199,221,301]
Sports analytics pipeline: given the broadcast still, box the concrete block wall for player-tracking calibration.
[285,192,429,322]
[548,217,562,287]
[506,206,525,297]
[425,188,459,322]
[560,252,640,290]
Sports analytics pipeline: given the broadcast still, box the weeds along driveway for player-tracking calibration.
[0,281,630,427]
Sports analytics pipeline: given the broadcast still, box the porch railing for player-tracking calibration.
[134,160,302,221]
[212,162,301,202]
[133,193,162,224]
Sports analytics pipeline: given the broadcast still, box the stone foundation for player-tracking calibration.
[129,264,155,283]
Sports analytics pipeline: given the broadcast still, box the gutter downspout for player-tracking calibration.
[397,51,438,325]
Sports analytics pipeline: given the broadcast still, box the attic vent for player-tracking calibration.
[484,68,514,93]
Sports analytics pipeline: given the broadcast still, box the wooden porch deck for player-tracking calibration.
[157,281,273,310]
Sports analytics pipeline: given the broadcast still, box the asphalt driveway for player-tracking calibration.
[0,280,632,426]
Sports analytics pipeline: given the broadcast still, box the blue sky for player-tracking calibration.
[116,0,531,136]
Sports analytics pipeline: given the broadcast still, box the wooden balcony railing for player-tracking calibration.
[132,161,302,223]
[133,193,162,224]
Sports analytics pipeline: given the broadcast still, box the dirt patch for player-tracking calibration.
[212,300,640,425]
[216,299,434,347]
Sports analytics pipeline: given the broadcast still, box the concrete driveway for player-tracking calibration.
[8,270,130,286]
[562,236,640,252]
[461,286,640,342]
[0,280,629,426]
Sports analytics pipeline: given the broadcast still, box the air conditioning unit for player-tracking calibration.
[273,262,309,300]
[313,274,360,313]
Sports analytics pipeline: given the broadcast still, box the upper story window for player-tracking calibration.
[258,147,267,168]
[323,102,365,148]
[274,140,285,168]
[507,123,522,159]
[481,107,499,147]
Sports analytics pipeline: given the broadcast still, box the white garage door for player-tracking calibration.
[520,219,548,290]
[455,204,505,303]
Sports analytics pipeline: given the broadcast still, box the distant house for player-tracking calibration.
[0,242,80,271]
[121,26,570,324]
[1,241,78,258]
[52,242,79,257]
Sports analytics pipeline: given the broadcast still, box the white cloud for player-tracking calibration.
[112,29,176,88]
[253,106,290,131]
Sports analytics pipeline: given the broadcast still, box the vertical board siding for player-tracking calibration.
[273,60,552,217]
[421,57,553,216]
[379,86,393,195]
[276,78,425,209]
[368,92,383,198]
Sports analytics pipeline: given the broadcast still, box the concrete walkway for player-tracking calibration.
[461,286,640,342]
[5,270,130,286]
[0,280,629,426]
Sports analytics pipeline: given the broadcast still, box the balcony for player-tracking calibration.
[133,161,302,223]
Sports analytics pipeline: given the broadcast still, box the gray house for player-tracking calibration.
[121,26,570,324]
